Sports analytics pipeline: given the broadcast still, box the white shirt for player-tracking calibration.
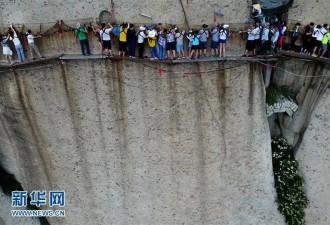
[10,33,21,45]
[312,28,319,38]
[100,28,112,41]
[219,29,228,40]
[253,27,261,40]
[317,27,327,41]
[27,34,35,44]
[261,28,269,41]
[137,31,146,43]
[247,28,255,40]
[271,31,279,43]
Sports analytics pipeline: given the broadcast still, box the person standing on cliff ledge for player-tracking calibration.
[74,23,91,56]
[9,25,26,62]
[26,30,44,60]
[118,23,129,57]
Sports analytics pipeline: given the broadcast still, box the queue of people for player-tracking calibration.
[87,22,230,60]
[1,25,44,64]
[1,19,329,64]
[242,19,330,59]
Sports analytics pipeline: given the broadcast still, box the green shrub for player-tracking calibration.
[272,137,309,225]
[266,84,296,106]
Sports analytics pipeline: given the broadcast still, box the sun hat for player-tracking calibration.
[148,29,156,38]
[253,4,261,11]
[139,26,146,31]
[223,24,229,28]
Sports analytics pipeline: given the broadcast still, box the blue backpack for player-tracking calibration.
[113,25,120,38]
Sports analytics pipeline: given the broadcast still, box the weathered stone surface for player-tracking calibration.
[0,60,284,225]
[296,88,330,225]
[271,58,330,148]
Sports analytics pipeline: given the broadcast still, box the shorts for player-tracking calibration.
[219,39,227,44]
[254,39,260,47]
[211,40,219,49]
[315,41,322,48]
[192,45,199,50]
[3,46,13,55]
[166,42,175,51]
[246,40,255,51]
[321,44,328,51]
[119,41,126,51]
[188,41,193,48]
[176,42,183,52]
[103,40,111,49]
[199,41,207,49]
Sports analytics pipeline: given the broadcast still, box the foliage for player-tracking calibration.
[271,137,309,225]
[266,84,296,106]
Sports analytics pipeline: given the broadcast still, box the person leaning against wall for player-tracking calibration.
[9,25,26,62]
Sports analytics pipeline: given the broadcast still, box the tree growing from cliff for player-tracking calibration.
[271,137,309,225]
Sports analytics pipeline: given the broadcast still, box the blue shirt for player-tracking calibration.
[199,29,209,42]
[211,29,219,42]
[192,35,200,45]
[1,40,9,48]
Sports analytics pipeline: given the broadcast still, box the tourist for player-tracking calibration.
[311,25,322,57]
[320,27,330,58]
[253,21,261,55]
[166,28,176,59]
[9,25,26,62]
[210,24,219,57]
[119,23,129,57]
[187,30,200,60]
[260,22,270,54]
[242,23,255,57]
[26,30,43,60]
[290,22,301,51]
[1,34,15,64]
[199,24,209,58]
[74,23,91,56]
[300,22,314,55]
[158,28,167,60]
[278,21,287,50]
[219,25,230,58]
[100,23,113,57]
[137,26,146,58]
[187,30,193,56]
[92,25,103,55]
[175,27,185,59]
[127,24,137,58]
[147,29,157,60]
[271,26,280,54]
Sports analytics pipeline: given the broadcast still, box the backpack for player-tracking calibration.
[113,25,120,37]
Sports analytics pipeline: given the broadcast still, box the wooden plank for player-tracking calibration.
[172,56,279,64]
[278,51,330,64]
[0,55,61,69]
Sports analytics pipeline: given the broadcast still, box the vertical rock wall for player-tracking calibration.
[0,60,284,225]
[295,88,330,225]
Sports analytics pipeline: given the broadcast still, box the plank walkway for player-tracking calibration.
[1,51,329,70]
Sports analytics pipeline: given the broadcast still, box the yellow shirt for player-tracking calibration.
[119,27,128,42]
[147,36,157,47]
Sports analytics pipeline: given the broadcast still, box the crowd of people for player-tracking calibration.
[83,22,231,60]
[1,25,44,64]
[241,19,330,59]
[1,18,330,64]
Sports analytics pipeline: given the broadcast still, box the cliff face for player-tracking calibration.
[0,60,284,225]
[295,88,330,225]
[270,58,330,150]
